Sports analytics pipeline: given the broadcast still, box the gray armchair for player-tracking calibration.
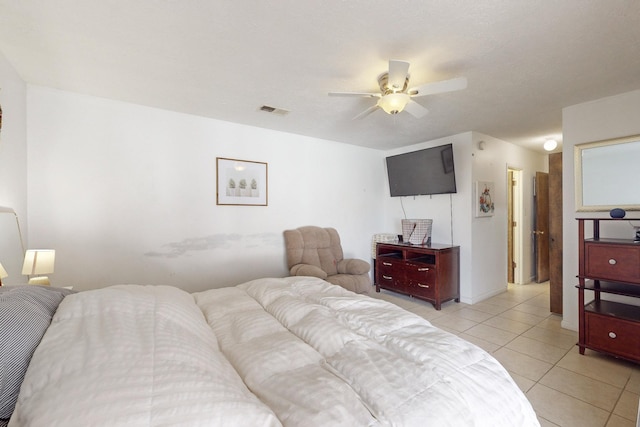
[283,226,371,294]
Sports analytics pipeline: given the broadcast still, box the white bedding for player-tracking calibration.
[10,277,540,426]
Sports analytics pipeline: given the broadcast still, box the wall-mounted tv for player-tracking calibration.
[386,143,457,197]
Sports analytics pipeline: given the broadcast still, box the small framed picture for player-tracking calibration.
[475,181,495,217]
[216,157,268,206]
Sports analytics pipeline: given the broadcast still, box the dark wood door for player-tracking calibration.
[534,172,550,283]
[548,153,563,313]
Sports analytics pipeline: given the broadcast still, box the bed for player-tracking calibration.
[2,277,540,426]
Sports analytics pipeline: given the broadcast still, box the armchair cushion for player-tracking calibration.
[290,264,328,279]
[337,259,370,275]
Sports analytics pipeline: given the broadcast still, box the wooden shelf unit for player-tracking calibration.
[375,242,460,310]
[576,217,640,364]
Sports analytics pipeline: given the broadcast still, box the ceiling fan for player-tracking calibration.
[329,59,467,119]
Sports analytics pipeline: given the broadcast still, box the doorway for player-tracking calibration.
[507,168,523,284]
[534,172,550,283]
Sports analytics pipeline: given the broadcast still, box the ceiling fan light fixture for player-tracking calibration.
[378,92,410,115]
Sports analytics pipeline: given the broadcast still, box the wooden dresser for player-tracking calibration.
[375,242,460,310]
[577,218,640,363]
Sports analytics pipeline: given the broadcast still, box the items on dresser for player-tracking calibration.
[375,242,460,310]
[576,218,640,364]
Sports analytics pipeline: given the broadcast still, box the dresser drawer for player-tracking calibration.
[585,243,640,282]
[585,311,640,360]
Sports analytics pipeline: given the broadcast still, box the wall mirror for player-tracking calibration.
[575,135,640,212]
[0,207,26,285]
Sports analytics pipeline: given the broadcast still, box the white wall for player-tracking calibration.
[562,89,640,331]
[26,86,387,292]
[381,132,547,304]
[0,52,28,226]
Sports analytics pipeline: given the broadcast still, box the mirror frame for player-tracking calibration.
[575,134,640,212]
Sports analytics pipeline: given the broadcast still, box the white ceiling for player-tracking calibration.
[1,1,639,152]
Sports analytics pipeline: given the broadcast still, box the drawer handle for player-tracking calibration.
[382,275,393,280]
[417,267,430,272]
[608,332,617,339]
[417,283,430,288]
[608,259,617,265]
[382,262,392,266]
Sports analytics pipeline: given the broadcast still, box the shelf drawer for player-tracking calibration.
[585,243,640,282]
[585,311,640,361]
[407,280,436,299]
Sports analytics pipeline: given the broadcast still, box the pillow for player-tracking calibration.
[0,286,75,420]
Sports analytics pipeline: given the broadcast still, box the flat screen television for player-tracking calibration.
[386,143,457,197]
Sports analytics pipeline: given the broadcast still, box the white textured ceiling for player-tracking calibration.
[1,1,640,152]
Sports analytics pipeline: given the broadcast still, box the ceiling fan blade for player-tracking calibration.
[328,91,380,98]
[353,104,379,120]
[408,77,467,97]
[388,60,410,90]
[403,100,429,118]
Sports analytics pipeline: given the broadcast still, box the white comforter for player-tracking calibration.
[11,277,539,426]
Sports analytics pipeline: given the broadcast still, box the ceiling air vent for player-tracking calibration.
[259,105,290,116]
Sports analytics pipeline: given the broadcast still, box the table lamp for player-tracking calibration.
[22,249,55,285]
[0,262,7,286]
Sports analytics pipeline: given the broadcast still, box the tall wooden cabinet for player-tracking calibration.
[577,218,640,363]
[375,242,460,310]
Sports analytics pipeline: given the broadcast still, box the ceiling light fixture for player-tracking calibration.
[543,139,558,151]
[377,92,410,115]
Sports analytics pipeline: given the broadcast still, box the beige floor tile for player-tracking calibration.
[493,347,553,381]
[498,308,548,326]
[557,348,634,389]
[430,314,477,333]
[448,306,495,322]
[483,315,534,335]
[464,323,518,346]
[465,301,509,315]
[513,302,553,317]
[506,336,570,364]
[524,293,552,309]
[625,368,640,394]
[540,366,623,411]
[508,370,537,393]
[522,326,578,350]
[456,332,502,353]
[527,384,610,427]
[536,315,577,336]
[538,417,561,427]
[482,295,521,309]
[605,414,637,427]
[613,390,639,422]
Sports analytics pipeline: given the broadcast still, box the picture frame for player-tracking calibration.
[475,181,495,217]
[216,157,268,206]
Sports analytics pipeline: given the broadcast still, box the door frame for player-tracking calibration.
[507,167,524,284]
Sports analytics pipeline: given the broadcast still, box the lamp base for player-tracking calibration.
[28,276,50,285]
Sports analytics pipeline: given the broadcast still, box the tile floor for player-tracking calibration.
[371,282,640,427]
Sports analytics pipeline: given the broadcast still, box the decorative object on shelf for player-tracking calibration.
[401,219,432,245]
[216,157,268,206]
[22,249,55,285]
[609,208,626,218]
[0,262,7,286]
[475,181,495,217]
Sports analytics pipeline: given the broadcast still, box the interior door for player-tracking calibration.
[534,172,550,283]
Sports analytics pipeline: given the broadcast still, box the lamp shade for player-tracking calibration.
[0,262,7,279]
[22,249,55,275]
[378,93,410,114]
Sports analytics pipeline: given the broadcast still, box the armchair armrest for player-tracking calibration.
[337,259,370,275]
[290,264,328,279]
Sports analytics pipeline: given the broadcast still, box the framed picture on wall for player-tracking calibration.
[216,157,268,206]
[475,181,495,217]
